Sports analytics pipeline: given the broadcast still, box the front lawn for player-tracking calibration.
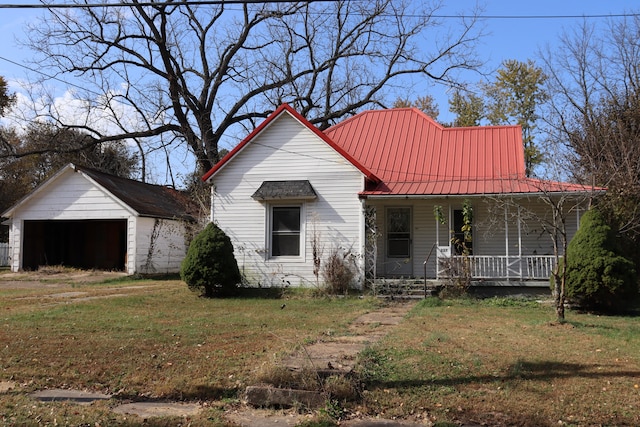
[1,276,639,426]
[355,297,640,426]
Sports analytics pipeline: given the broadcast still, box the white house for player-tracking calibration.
[2,163,197,275]
[202,104,601,288]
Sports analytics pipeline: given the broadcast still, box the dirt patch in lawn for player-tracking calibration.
[0,269,129,289]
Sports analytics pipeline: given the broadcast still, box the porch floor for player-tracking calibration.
[370,278,552,299]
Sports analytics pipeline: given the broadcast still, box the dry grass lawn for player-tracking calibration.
[1,271,639,426]
[355,298,640,426]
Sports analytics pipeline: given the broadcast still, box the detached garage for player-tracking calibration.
[2,164,197,274]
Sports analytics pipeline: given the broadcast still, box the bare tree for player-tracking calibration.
[485,188,594,322]
[17,0,483,180]
[541,16,640,243]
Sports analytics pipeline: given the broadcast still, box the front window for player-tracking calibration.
[271,206,301,257]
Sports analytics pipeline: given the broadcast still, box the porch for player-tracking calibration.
[362,199,574,285]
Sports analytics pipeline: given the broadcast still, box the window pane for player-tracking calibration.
[273,207,300,232]
[388,238,410,258]
[272,206,301,257]
[272,234,300,256]
[387,208,410,233]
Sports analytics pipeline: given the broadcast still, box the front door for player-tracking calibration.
[385,207,412,276]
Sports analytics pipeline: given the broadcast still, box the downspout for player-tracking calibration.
[435,208,440,280]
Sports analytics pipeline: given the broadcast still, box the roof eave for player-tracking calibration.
[359,189,605,199]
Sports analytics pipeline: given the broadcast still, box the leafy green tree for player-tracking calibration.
[181,223,241,297]
[565,208,637,313]
[484,59,548,176]
[393,95,439,119]
[0,122,138,216]
[0,76,15,117]
[449,88,484,127]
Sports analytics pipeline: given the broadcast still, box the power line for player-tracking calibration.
[0,0,330,9]
[0,55,100,96]
[0,1,637,21]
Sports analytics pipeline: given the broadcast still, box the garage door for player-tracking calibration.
[22,220,127,271]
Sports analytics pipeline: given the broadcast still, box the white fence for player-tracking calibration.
[0,243,9,267]
[437,255,556,280]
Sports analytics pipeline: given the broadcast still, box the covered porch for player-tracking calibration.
[362,196,581,285]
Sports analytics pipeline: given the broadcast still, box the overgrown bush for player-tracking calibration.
[565,207,638,313]
[180,223,241,297]
[321,247,355,295]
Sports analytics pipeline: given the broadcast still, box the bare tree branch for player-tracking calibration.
[17,0,483,178]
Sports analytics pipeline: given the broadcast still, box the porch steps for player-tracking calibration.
[370,279,441,299]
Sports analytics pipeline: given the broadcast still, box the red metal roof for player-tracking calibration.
[325,108,596,196]
[202,104,600,197]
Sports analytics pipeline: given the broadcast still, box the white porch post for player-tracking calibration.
[435,213,440,279]
[359,199,367,287]
[504,204,509,279]
[518,205,523,279]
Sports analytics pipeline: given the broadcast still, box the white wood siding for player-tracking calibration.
[13,169,134,220]
[135,217,187,274]
[7,220,20,271]
[212,112,365,287]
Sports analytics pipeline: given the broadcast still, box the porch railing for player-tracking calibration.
[437,255,556,280]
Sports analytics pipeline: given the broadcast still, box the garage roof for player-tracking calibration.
[75,165,198,221]
[2,164,199,222]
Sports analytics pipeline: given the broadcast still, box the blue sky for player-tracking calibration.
[0,0,638,182]
[2,0,636,97]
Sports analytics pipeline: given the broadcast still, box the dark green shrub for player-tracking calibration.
[180,223,241,297]
[565,207,638,313]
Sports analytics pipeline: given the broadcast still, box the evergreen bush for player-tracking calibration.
[180,223,241,297]
[565,207,638,312]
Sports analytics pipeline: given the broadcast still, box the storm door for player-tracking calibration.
[384,207,412,276]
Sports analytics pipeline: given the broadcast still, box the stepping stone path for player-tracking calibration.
[29,388,201,418]
[20,301,416,425]
[230,301,417,426]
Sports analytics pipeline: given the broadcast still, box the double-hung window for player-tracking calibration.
[252,180,316,260]
[270,206,301,257]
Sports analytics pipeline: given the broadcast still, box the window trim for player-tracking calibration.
[267,203,305,261]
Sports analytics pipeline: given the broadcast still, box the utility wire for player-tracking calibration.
[0,0,637,20]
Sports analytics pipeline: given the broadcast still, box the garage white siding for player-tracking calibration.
[211,111,365,287]
[135,217,188,274]
[13,169,132,221]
